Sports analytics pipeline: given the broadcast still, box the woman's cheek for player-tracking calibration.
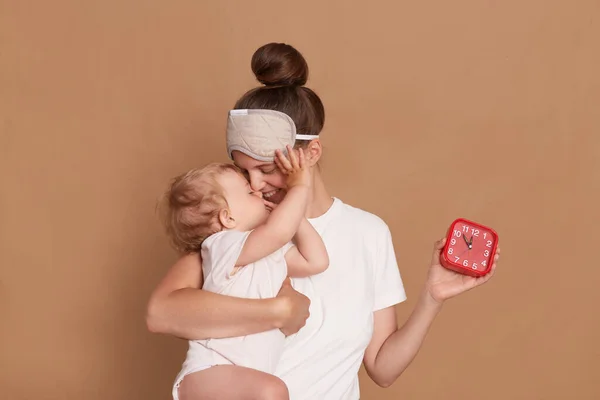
[268,173,287,189]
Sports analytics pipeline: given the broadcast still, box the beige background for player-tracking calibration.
[1,0,599,399]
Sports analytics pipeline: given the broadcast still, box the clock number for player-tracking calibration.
[454,256,460,262]
[486,240,492,247]
[450,238,456,245]
[482,260,487,267]
[484,250,490,257]
[448,248,454,255]
[453,230,462,238]
[471,229,480,237]
[463,259,469,267]
[483,233,487,239]
[462,225,469,233]
[472,263,478,270]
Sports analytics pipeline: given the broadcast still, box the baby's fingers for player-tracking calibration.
[275,149,293,172]
[274,151,286,174]
[264,199,277,210]
[287,145,299,170]
[297,148,306,168]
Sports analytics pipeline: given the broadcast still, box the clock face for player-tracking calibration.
[444,219,497,273]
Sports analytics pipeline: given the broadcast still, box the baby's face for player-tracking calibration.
[217,170,269,231]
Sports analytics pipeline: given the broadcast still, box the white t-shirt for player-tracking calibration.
[180,230,292,374]
[275,197,407,400]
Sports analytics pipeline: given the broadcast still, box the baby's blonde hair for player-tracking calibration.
[158,163,241,254]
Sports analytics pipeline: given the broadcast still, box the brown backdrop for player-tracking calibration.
[1,1,599,399]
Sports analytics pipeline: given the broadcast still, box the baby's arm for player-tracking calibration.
[285,219,329,278]
[236,148,310,267]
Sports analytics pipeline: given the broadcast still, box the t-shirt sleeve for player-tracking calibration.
[201,230,251,290]
[373,223,407,311]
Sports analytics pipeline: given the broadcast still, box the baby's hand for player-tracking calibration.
[264,199,278,212]
[275,145,311,189]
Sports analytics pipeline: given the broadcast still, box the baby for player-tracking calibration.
[158,146,329,400]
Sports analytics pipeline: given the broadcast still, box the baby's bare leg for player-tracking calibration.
[178,365,289,400]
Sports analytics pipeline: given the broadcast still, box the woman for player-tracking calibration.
[146,42,501,400]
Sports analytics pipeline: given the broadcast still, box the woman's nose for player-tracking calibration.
[249,173,265,192]
[252,191,263,199]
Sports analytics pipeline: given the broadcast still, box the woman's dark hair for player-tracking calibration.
[234,43,325,141]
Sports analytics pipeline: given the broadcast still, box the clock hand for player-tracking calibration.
[462,234,471,248]
[462,234,473,250]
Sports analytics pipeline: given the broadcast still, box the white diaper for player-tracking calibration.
[172,364,214,400]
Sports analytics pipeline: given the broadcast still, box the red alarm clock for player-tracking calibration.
[440,218,499,277]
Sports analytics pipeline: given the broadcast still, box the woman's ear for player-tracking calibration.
[218,208,236,229]
[304,139,322,166]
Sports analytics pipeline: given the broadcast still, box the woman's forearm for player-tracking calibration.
[146,287,285,340]
[371,290,443,386]
[145,253,288,341]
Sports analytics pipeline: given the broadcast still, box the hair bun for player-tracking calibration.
[251,43,308,87]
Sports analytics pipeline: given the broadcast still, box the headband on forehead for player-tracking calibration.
[226,109,319,162]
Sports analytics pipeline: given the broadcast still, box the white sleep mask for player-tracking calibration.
[226,109,319,162]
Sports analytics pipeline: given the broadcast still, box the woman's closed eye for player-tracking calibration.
[260,166,277,174]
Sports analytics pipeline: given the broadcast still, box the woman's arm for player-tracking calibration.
[363,290,442,387]
[363,238,501,387]
[146,252,311,340]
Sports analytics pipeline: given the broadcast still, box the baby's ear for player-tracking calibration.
[218,208,236,229]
